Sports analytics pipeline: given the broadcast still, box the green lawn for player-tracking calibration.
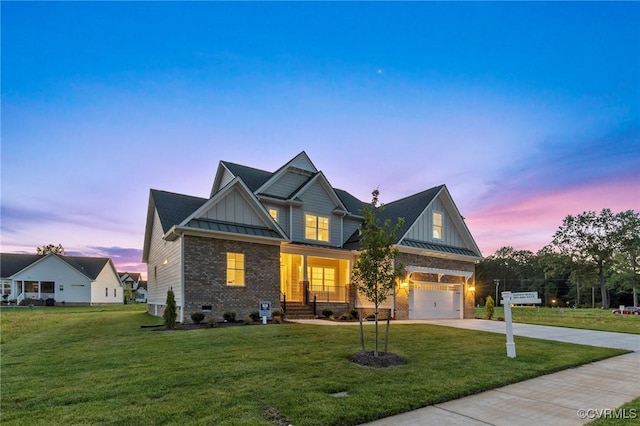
[0,305,629,425]
[475,306,640,335]
[588,397,640,425]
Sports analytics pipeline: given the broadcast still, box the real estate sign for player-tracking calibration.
[504,291,541,305]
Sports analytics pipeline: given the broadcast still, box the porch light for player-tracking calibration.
[400,281,408,288]
[468,285,475,292]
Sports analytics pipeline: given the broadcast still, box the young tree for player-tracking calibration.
[163,287,177,329]
[36,243,65,255]
[352,189,405,357]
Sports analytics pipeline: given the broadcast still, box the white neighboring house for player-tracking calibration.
[0,253,123,305]
[118,272,148,303]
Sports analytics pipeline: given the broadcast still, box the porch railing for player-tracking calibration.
[308,285,349,303]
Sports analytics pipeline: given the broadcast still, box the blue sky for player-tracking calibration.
[2,2,639,276]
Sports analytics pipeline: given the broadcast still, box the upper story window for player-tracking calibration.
[433,212,443,240]
[269,208,279,222]
[226,252,245,286]
[305,214,329,242]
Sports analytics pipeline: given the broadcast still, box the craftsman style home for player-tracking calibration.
[0,253,122,305]
[142,152,481,323]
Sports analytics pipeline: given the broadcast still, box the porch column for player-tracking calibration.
[38,281,42,299]
[302,255,309,305]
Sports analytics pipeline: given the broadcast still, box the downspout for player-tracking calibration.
[180,236,185,324]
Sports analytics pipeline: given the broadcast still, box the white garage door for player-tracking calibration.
[409,283,462,319]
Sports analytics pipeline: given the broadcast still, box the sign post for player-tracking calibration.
[500,291,541,358]
[501,291,517,358]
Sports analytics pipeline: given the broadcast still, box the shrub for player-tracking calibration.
[163,288,177,329]
[484,295,495,320]
[249,311,261,322]
[349,309,359,319]
[322,309,333,318]
[223,312,236,322]
[339,313,352,321]
[272,310,284,318]
[497,316,505,321]
[191,312,205,324]
[207,319,217,328]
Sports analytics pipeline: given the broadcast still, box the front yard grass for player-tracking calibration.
[1,305,628,425]
[475,306,640,334]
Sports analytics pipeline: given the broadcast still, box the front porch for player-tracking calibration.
[2,280,57,305]
[279,249,355,318]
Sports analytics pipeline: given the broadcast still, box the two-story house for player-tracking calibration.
[142,152,481,323]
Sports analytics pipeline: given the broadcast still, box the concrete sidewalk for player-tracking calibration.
[292,319,640,425]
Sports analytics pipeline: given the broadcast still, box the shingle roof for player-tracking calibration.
[334,188,367,215]
[151,189,208,234]
[1,253,43,277]
[0,253,111,280]
[221,161,273,192]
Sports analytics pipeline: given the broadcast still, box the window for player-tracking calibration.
[114,288,117,297]
[1,281,11,296]
[268,208,278,222]
[105,288,109,297]
[305,214,329,242]
[433,212,443,239]
[226,252,245,286]
[310,267,335,291]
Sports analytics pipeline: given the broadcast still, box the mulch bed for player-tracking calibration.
[348,351,407,368]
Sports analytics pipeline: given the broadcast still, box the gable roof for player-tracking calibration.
[150,189,208,234]
[342,184,481,258]
[220,161,273,193]
[379,185,444,241]
[0,253,112,280]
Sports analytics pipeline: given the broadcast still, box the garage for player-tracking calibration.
[409,282,462,319]
[402,265,472,320]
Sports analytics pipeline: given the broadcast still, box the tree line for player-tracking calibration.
[475,209,639,309]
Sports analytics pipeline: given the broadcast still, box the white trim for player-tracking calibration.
[405,265,473,279]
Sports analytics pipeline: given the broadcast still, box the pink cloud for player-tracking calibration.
[466,177,639,256]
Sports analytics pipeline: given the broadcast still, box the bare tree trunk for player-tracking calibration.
[359,309,365,352]
[384,312,390,353]
[374,309,379,357]
[599,262,609,308]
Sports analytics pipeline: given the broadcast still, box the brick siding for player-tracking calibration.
[183,236,281,322]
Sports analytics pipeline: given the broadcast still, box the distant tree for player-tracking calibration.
[611,210,640,306]
[352,189,405,357]
[36,243,65,255]
[549,209,627,308]
[163,287,177,329]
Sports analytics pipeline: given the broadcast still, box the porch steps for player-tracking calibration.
[284,302,316,319]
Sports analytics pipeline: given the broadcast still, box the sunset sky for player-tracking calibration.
[2,2,639,277]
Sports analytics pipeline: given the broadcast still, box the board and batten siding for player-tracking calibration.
[404,197,465,246]
[291,180,341,245]
[263,170,310,199]
[147,210,183,308]
[201,188,265,227]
